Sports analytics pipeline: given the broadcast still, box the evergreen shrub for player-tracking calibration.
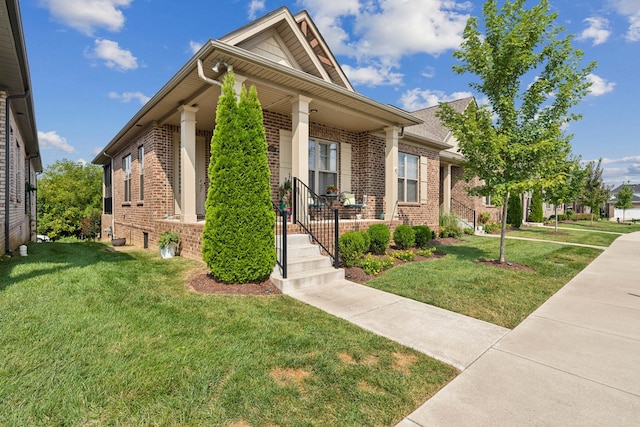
[412,225,432,248]
[367,224,390,255]
[338,231,367,267]
[393,225,415,249]
[507,194,523,228]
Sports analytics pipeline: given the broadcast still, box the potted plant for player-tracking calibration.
[278,177,292,219]
[326,185,339,195]
[158,230,179,258]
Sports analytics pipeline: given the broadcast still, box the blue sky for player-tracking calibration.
[19,0,640,186]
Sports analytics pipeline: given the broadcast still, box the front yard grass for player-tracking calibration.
[506,227,618,246]
[0,241,456,426]
[366,236,602,329]
[553,220,640,233]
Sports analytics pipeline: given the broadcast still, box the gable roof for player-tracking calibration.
[0,0,41,171]
[220,7,352,90]
[610,184,640,203]
[405,97,474,144]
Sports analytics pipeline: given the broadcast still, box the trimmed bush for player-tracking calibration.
[413,225,432,248]
[528,188,544,222]
[202,73,276,283]
[368,224,391,255]
[339,231,367,267]
[393,225,415,249]
[359,230,371,253]
[484,221,500,233]
[507,193,523,228]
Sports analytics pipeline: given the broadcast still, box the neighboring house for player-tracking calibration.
[606,183,640,221]
[92,7,488,257]
[0,0,42,255]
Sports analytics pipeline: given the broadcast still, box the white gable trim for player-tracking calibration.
[219,8,333,84]
[238,28,302,70]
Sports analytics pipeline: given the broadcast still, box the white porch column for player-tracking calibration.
[441,164,451,213]
[291,95,312,184]
[178,105,199,223]
[232,74,248,99]
[384,126,399,220]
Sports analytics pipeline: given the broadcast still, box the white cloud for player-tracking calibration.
[248,0,265,20]
[90,39,138,71]
[609,0,640,42]
[578,17,610,45]
[398,88,473,111]
[108,91,150,105]
[586,73,616,96]
[342,64,403,86]
[189,40,204,54]
[596,155,640,186]
[38,131,75,153]
[300,0,471,60]
[39,0,132,35]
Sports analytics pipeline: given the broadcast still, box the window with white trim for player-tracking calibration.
[483,195,492,206]
[138,145,144,200]
[123,154,131,202]
[308,139,338,194]
[398,152,418,203]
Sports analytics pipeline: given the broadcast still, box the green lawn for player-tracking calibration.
[552,220,640,234]
[366,236,602,329]
[507,227,618,246]
[0,241,455,426]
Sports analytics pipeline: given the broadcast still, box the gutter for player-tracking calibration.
[4,91,29,254]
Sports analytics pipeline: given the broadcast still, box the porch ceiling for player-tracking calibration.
[94,40,421,164]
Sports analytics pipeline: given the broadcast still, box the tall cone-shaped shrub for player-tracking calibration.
[528,188,544,223]
[202,72,276,283]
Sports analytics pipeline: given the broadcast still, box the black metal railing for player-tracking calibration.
[451,197,476,230]
[293,177,340,268]
[272,201,287,278]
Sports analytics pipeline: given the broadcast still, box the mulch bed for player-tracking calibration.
[187,272,282,296]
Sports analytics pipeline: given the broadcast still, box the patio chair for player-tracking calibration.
[341,192,365,219]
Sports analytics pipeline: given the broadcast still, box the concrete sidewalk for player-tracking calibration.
[400,231,640,426]
[286,280,509,371]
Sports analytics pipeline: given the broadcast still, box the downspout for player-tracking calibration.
[197,59,224,87]
[26,153,39,241]
[5,91,29,254]
[103,151,115,238]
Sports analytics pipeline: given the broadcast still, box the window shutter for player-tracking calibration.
[340,142,351,192]
[420,156,428,204]
[279,130,292,183]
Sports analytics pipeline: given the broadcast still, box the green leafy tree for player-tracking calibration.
[202,72,276,283]
[37,159,102,240]
[528,188,544,223]
[436,0,595,262]
[507,193,522,228]
[614,184,634,223]
[581,158,609,225]
[544,158,586,231]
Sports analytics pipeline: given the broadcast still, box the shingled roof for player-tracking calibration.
[405,97,474,143]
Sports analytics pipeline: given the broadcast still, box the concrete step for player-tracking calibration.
[285,254,333,274]
[271,266,345,293]
[284,233,312,246]
[284,243,321,258]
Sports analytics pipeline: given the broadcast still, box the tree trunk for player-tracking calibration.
[499,192,509,263]
[554,205,558,232]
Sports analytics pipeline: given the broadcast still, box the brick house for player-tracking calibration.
[0,0,42,255]
[93,7,488,258]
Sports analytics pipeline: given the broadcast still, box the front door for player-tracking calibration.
[196,136,207,217]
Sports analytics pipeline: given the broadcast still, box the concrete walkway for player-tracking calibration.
[479,232,609,250]
[400,231,640,426]
[286,280,509,371]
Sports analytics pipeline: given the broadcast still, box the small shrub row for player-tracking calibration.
[357,254,395,275]
[338,223,435,269]
[416,247,435,257]
[389,249,415,262]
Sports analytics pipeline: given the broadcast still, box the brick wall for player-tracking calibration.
[0,96,34,253]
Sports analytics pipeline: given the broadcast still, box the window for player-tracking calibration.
[398,153,418,203]
[123,154,131,202]
[138,145,144,200]
[308,139,338,194]
[483,195,492,206]
[104,164,113,214]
